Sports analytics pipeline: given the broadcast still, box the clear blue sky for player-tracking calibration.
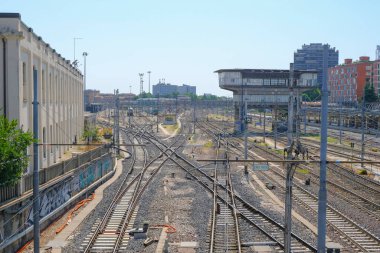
[2,0,380,96]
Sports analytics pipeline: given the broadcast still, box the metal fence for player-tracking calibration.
[0,147,109,204]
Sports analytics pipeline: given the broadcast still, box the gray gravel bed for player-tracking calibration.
[63,143,160,252]
[246,168,373,251]
[231,169,318,249]
[300,174,380,237]
[125,160,212,252]
[254,147,380,238]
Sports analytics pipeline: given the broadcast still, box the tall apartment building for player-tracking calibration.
[152,82,196,96]
[0,13,84,171]
[328,57,373,103]
[294,43,339,87]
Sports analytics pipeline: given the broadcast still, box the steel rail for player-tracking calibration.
[201,121,380,252]
[226,158,242,253]
[82,132,148,253]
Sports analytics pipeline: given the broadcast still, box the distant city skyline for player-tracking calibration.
[2,0,380,96]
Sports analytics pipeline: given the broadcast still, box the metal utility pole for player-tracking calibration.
[193,98,196,134]
[295,89,301,142]
[240,78,244,133]
[287,63,295,145]
[32,68,40,253]
[244,99,248,172]
[284,147,296,253]
[114,89,120,155]
[361,90,366,167]
[129,85,132,94]
[157,93,160,133]
[304,109,307,134]
[147,71,151,94]
[175,96,178,122]
[274,90,278,149]
[139,73,144,95]
[339,99,342,144]
[263,109,266,143]
[317,46,329,253]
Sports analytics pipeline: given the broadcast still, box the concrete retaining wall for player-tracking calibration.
[0,152,116,252]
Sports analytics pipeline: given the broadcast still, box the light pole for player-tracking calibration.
[147,71,151,94]
[139,73,144,95]
[73,37,83,63]
[83,52,88,110]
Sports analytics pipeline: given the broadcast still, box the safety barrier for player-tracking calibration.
[0,147,109,204]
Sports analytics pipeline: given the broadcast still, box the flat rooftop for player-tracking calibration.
[215,69,317,79]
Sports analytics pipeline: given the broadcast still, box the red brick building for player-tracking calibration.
[328,56,373,103]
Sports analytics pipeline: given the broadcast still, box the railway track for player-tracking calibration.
[130,123,316,251]
[198,121,380,252]
[250,154,380,252]
[271,137,380,212]
[210,140,241,253]
[171,148,316,251]
[81,123,185,252]
[202,121,380,205]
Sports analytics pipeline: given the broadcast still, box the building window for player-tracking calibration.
[22,62,27,101]
[250,79,262,85]
[271,79,278,85]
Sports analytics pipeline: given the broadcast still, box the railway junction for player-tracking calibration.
[9,67,379,253]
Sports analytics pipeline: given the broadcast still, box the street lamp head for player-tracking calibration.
[83,52,88,56]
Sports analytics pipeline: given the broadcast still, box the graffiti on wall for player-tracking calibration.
[27,179,72,224]
[26,155,112,225]
[97,161,102,178]
[103,158,111,174]
[79,164,95,189]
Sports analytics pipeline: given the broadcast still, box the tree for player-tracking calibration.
[82,125,100,142]
[302,87,321,102]
[364,83,378,103]
[0,116,34,186]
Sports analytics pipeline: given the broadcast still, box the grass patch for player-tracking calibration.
[203,140,214,148]
[308,135,338,144]
[207,114,231,122]
[274,149,285,155]
[371,147,378,152]
[162,123,178,133]
[296,168,310,174]
[358,169,368,175]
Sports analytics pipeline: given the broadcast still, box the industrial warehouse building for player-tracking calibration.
[0,13,84,172]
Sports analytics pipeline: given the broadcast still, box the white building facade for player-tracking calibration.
[0,13,84,172]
